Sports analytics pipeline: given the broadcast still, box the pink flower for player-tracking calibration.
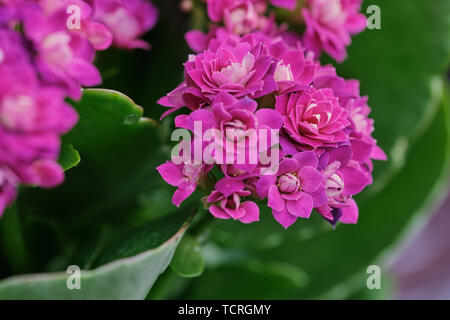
[269,40,317,93]
[160,33,278,115]
[275,87,350,152]
[157,161,211,207]
[207,177,259,223]
[316,146,371,225]
[174,92,282,169]
[207,0,268,35]
[256,151,325,228]
[20,1,105,99]
[187,33,277,100]
[301,0,367,61]
[93,0,158,49]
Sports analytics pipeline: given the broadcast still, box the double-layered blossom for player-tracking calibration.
[93,0,158,49]
[301,0,367,61]
[207,177,259,223]
[275,87,350,152]
[256,151,326,228]
[159,32,278,117]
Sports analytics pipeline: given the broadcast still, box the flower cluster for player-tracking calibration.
[158,0,385,228]
[0,0,157,217]
[186,0,365,61]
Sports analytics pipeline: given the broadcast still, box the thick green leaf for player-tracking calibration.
[170,235,205,278]
[58,144,80,171]
[0,207,193,299]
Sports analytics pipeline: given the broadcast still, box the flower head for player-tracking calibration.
[302,0,367,61]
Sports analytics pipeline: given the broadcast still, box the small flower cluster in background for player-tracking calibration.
[158,0,386,228]
[0,0,157,216]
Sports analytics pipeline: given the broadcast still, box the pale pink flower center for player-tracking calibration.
[216,52,255,86]
[325,173,344,198]
[225,119,247,141]
[313,0,346,28]
[278,173,300,193]
[0,95,35,130]
[42,32,73,68]
[274,61,294,82]
[227,4,258,34]
[102,8,141,41]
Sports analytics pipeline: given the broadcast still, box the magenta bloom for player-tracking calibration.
[93,0,158,49]
[207,177,259,223]
[185,33,277,101]
[302,0,367,61]
[157,162,211,207]
[316,146,371,225]
[276,87,350,152]
[174,92,282,168]
[256,151,325,228]
[269,40,317,93]
[207,0,268,35]
[20,1,106,99]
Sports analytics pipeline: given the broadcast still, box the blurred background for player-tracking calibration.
[0,0,449,300]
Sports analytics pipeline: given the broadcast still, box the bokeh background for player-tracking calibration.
[0,0,449,300]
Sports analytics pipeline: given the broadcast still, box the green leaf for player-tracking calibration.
[58,144,80,171]
[170,235,205,278]
[0,207,193,300]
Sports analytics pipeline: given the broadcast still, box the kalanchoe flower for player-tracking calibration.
[20,0,110,99]
[207,177,259,223]
[174,92,282,168]
[93,0,158,49]
[256,151,325,228]
[159,32,278,116]
[207,0,268,35]
[275,87,350,152]
[269,40,317,93]
[316,146,370,225]
[301,0,367,61]
[157,161,211,207]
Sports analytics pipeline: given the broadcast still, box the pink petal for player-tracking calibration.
[286,193,313,218]
[239,201,260,224]
[339,198,359,224]
[268,185,285,211]
[299,166,323,193]
[156,163,183,187]
[272,208,297,229]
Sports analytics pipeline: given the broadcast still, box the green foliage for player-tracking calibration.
[0,208,193,299]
